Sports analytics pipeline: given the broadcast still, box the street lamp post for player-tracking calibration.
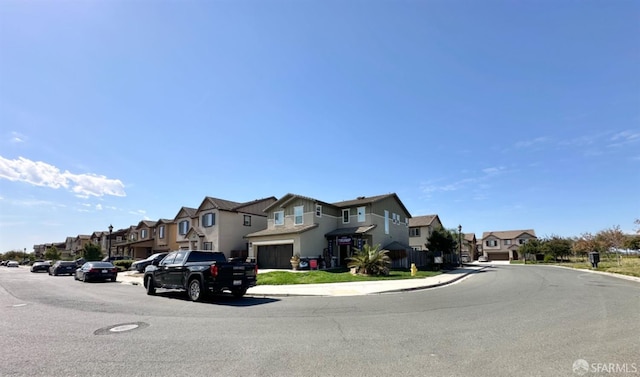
[23,248,26,263]
[458,224,462,268]
[108,224,113,260]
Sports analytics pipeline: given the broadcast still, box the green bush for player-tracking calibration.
[543,254,555,263]
[114,260,133,271]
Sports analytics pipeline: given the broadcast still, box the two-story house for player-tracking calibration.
[176,196,277,259]
[127,220,157,259]
[153,218,179,254]
[481,229,537,261]
[245,193,412,269]
[408,215,443,251]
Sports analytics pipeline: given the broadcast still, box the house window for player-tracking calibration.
[519,238,527,245]
[504,239,511,246]
[159,226,165,239]
[357,207,365,222]
[486,240,497,247]
[316,205,322,217]
[202,213,215,227]
[203,242,212,250]
[141,229,147,239]
[384,210,389,234]
[274,211,284,226]
[342,209,350,223]
[179,220,189,235]
[294,206,303,225]
[410,228,421,237]
[244,215,251,226]
[392,213,398,224]
[412,246,422,251]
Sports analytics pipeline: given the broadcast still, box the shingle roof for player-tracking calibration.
[332,193,412,217]
[409,215,440,227]
[481,229,536,240]
[264,193,337,212]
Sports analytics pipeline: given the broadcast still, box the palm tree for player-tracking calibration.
[346,244,391,276]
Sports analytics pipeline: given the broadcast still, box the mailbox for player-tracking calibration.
[588,252,600,268]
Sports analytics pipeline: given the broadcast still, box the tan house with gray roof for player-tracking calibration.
[177,196,277,259]
[245,193,412,269]
[408,215,443,251]
[481,229,536,261]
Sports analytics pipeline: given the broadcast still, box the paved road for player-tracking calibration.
[0,265,638,377]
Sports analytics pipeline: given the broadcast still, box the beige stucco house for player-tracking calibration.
[481,229,537,260]
[408,215,443,251]
[245,193,412,269]
[176,196,277,259]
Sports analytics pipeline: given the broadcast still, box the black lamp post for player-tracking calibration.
[108,224,113,260]
[458,224,462,267]
[23,248,26,263]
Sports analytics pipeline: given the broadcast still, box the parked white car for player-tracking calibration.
[6,261,19,267]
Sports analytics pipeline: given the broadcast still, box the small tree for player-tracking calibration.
[82,243,102,261]
[518,238,541,262]
[44,246,61,261]
[426,226,457,265]
[572,233,603,261]
[541,236,573,262]
[596,226,625,265]
[346,244,391,276]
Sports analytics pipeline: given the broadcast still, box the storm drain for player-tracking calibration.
[94,322,149,335]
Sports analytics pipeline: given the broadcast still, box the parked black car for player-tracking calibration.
[30,261,51,273]
[49,261,77,276]
[74,262,118,282]
[131,253,168,273]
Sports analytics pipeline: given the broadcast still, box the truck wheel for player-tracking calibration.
[187,278,205,302]
[145,276,155,295]
[232,288,247,298]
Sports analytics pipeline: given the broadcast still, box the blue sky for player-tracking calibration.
[1,0,638,253]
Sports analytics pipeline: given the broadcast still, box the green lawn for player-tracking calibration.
[256,268,442,285]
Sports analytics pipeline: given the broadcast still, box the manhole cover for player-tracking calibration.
[94,322,149,335]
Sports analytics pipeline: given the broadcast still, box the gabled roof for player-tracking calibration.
[332,193,412,217]
[156,218,174,225]
[136,220,157,229]
[409,215,441,227]
[185,226,205,238]
[173,206,197,220]
[197,196,278,216]
[482,229,536,240]
[464,233,476,242]
[264,193,337,212]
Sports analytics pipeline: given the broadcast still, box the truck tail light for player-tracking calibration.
[254,264,258,275]
[210,264,218,277]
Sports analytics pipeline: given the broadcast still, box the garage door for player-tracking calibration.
[257,244,293,269]
[487,252,510,261]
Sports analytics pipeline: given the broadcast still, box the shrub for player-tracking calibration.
[346,244,391,276]
[543,254,555,263]
[114,259,133,271]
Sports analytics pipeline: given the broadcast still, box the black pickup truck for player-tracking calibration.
[143,250,257,301]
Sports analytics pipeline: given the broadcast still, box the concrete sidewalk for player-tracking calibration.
[117,265,489,297]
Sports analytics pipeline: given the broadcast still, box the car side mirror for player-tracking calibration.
[152,259,160,266]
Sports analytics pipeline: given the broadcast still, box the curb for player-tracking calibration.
[245,266,491,297]
[539,264,640,283]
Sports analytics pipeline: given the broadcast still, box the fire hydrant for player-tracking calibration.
[410,263,417,277]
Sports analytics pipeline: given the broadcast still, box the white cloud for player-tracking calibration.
[420,167,507,197]
[9,131,26,143]
[514,137,548,149]
[608,130,640,148]
[0,156,126,198]
[95,204,103,210]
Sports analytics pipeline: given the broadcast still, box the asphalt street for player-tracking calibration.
[0,264,638,377]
